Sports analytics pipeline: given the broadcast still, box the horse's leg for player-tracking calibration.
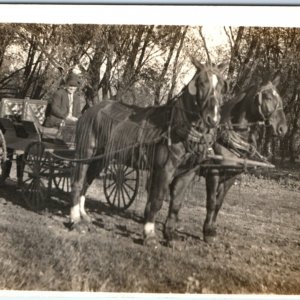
[16,154,24,187]
[203,168,220,243]
[203,172,236,243]
[212,175,237,227]
[0,149,13,185]
[79,158,104,223]
[70,162,89,225]
[164,169,197,241]
[143,145,178,246]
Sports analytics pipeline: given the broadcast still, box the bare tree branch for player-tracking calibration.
[199,27,211,64]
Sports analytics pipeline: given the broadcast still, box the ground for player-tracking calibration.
[0,163,299,293]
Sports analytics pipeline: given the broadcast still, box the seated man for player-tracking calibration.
[44,73,82,128]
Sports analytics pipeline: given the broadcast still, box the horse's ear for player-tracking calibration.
[217,62,227,73]
[272,74,281,87]
[188,78,197,95]
[190,57,203,70]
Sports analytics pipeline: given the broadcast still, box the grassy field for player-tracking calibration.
[0,166,299,293]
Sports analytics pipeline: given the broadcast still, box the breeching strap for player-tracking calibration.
[47,135,164,163]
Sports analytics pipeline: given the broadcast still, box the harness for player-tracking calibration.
[166,70,220,160]
[217,85,284,162]
[256,85,284,123]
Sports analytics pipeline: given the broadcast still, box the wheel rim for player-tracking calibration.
[0,129,7,181]
[104,163,139,211]
[23,177,47,210]
[22,142,49,211]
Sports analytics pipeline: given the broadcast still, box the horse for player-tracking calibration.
[162,75,288,244]
[202,75,287,243]
[69,60,228,246]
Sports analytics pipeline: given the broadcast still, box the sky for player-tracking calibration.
[0,5,300,28]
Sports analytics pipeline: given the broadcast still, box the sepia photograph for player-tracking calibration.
[0,4,299,296]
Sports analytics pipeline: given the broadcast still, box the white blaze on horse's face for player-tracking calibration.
[210,73,220,124]
[211,74,218,89]
[272,89,279,97]
[213,104,219,123]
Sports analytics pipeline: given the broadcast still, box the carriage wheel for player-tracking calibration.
[22,142,50,211]
[53,161,73,193]
[103,162,139,211]
[0,129,7,181]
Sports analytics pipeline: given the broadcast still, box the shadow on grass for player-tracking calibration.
[0,179,199,247]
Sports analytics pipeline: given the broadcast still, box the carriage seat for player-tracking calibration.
[39,126,59,140]
[26,104,76,144]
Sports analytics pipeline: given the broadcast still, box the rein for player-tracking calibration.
[47,135,164,163]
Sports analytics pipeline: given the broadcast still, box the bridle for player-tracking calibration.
[256,84,283,124]
[167,67,223,150]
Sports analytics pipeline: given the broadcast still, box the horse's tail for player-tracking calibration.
[75,107,115,160]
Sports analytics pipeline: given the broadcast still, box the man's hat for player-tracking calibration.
[66,73,81,87]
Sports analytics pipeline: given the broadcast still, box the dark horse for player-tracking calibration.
[69,60,228,245]
[202,75,287,242]
[162,75,287,244]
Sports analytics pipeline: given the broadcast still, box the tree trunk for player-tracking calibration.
[154,27,181,105]
[227,27,244,79]
[167,26,188,101]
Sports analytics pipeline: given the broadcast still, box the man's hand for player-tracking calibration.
[66,116,78,122]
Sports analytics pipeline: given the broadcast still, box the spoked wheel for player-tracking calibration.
[103,162,139,211]
[22,142,51,211]
[53,160,73,193]
[0,129,7,182]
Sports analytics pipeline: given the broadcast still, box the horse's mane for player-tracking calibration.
[220,84,257,124]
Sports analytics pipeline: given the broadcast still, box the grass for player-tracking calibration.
[0,165,299,293]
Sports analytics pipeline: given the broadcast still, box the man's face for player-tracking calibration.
[66,85,77,94]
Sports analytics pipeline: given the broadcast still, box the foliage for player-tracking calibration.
[0,24,300,161]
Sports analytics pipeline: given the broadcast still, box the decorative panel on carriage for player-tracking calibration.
[0,98,48,125]
[22,99,48,125]
[0,98,24,119]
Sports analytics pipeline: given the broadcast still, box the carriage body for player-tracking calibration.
[0,97,77,210]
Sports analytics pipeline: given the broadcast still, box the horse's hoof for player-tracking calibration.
[203,235,217,244]
[143,235,160,249]
[69,221,89,234]
[203,227,217,244]
[81,214,92,224]
[164,227,180,241]
[167,240,184,251]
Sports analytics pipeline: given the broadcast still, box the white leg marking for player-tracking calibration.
[79,195,92,222]
[79,195,86,216]
[70,203,80,223]
[144,222,155,237]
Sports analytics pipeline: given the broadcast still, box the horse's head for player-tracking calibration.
[255,76,287,137]
[187,59,227,128]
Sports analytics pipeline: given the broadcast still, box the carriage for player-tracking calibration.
[0,97,145,211]
[0,95,276,213]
